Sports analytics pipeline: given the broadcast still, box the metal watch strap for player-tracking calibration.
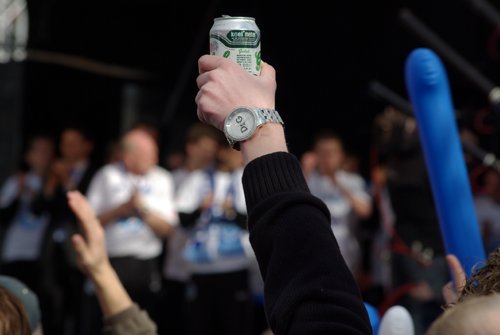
[256,108,284,126]
[231,108,284,150]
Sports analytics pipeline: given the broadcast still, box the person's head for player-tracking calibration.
[59,127,94,163]
[131,119,160,144]
[24,135,55,174]
[0,287,31,335]
[426,294,500,335]
[184,122,221,170]
[313,129,345,175]
[121,129,158,175]
[0,276,42,335]
[457,247,500,303]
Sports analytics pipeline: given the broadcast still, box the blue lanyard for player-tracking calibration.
[203,169,237,222]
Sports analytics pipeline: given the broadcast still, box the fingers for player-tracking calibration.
[71,234,88,259]
[442,281,459,305]
[446,254,466,291]
[260,61,276,82]
[198,55,225,74]
[67,191,100,239]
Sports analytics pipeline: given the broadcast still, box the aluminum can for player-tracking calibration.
[210,15,261,75]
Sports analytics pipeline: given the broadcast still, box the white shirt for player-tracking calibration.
[0,173,50,261]
[307,170,371,275]
[163,167,193,281]
[87,162,178,259]
[174,168,248,274]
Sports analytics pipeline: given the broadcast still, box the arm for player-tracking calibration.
[136,173,178,237]
[136,205,174,237]
[244,153,371,334]
[335,181,373,219]
[97,201,135,226]
[196,55,371,334]
[67,191,157,334]
[86,169,136,226]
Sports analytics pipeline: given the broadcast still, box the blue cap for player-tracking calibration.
[0,276,41,331]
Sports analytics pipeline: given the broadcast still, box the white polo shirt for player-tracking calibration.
[173,168,248,274]
[87,162,178,259]
[307,169,371,275]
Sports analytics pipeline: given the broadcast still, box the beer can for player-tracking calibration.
[210,15,261,75]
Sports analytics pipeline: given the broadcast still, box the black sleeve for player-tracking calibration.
[232,212,247,230]
[242,152,372,335]
[178,209,203,229]
[0,198,20,224]
[31,191,54,217]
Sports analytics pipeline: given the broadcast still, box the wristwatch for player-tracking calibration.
[223,107,284,150]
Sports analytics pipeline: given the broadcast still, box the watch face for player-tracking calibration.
[225,108,256,141]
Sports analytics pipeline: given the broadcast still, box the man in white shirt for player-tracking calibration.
[176,144,251,335]
[306,130,372,279]
[161,122,220,335]
[86,128,178,327]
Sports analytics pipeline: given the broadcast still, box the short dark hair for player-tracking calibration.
[61,125,94,142]
[313,129,344,148]
[185,122,223,145]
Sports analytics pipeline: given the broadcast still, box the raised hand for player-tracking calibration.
[67,191,109,277]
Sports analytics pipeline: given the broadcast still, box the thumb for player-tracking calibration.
[71,234,88,259]
[260,61,276,82]
[446,254,466,291]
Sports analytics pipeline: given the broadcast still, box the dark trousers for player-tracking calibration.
[38,240,84,335]
[188,269,251,335]
[158,278,188,335]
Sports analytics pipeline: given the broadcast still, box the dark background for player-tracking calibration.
[6,0,500,180]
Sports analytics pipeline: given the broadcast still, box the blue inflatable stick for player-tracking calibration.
[364,302,380,335]
[405,48,486,276]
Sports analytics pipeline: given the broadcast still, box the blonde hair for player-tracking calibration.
[426,293,500,335]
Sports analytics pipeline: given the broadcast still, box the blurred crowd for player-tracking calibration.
[0,103,499,335]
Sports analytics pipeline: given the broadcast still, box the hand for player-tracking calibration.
[118,192,139,217]
[195,55,276,130]
[67,191,110,277]
[201,193,214,211]
[442,254,467,305]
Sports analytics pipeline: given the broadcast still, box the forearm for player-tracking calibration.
[335,182,372,219]
[240,124,288,165]
[344,193,372,219]
[90,263,134,318]
[98,206,128,226]
[243,153,371,335]
[141,211,174,237]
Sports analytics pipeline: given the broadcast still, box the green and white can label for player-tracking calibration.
[210,16,261,75]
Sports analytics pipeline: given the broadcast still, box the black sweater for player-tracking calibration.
[242,152,372,335]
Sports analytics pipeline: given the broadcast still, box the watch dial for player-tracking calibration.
[225,108,256,141]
